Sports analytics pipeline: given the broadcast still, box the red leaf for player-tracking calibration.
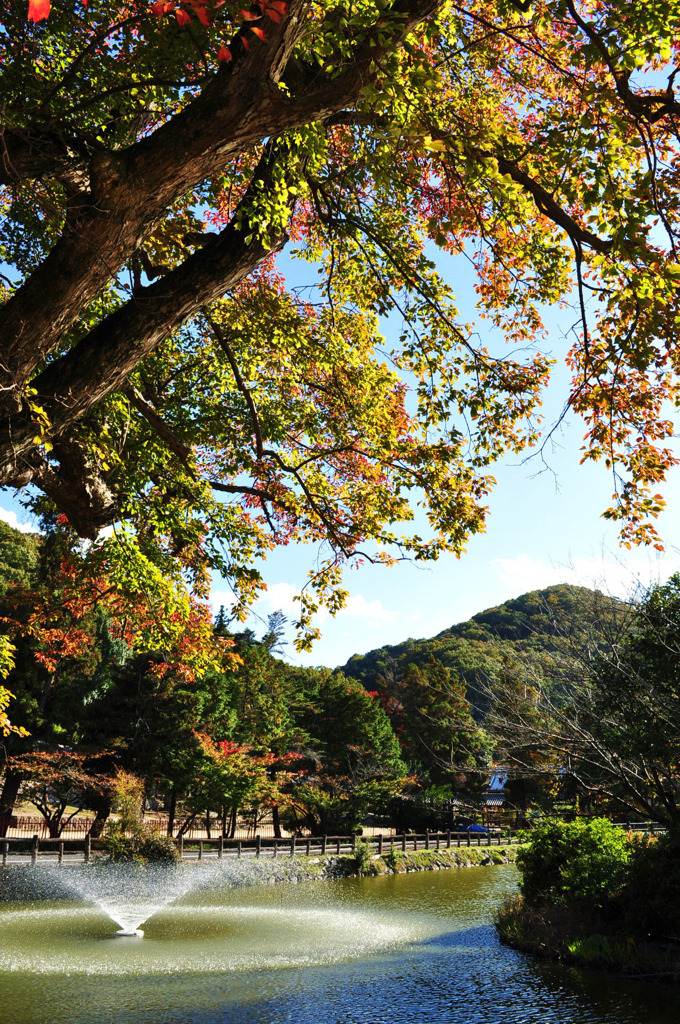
[175,8,191,25]
[240,9,261,20]
[194,5,211,26]
[217,44,232,62]
[27,0,50,22]
[241,35,250,49]
[250,25,266,40]
[151,1,174,15]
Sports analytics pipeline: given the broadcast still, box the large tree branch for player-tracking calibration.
[0,0,444,400]
[0,238,283,486]
[0,126,91,189]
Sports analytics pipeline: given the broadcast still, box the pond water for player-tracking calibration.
[1,864,678,1023]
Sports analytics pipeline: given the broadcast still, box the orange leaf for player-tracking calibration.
[218,44,232,62]
[194,5,211,26]
[175,8,191,25]
[250,25,266,40]
[28,0,50,21]
[151,1,174,14]
[240,9,261,20]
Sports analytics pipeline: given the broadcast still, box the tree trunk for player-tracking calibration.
[0,769,22,837]
[205,808,211,839]
[88,797,112,838]
[272,803,282,840]
[166,789,177,837]
[177,812,197,838]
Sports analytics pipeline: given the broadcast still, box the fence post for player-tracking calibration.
[425,831,430,850]
[336,837,341,854]
[178,836,184,859]
[447,830,451,849]
[2,840,7,865]
[401,834,406,852]
[322,835,327,855]
[273,839,278,859]
[413,834,417,851]
[31,834,39,865]
[198,840,203,860]
[237,840,242,859]
[256,835,262,859]
[487,832,491,846]
[352,834,357,852]
[305,838,311,856]
[218,835,224,859]
[378,834,383,856]
[291,836,296,858]
[84,834,91,864]
[58,841,64,865]
[467,831,471,847]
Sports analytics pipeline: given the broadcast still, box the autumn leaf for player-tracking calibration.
[27,0,50,22]
[218,44,232,62]
[250,26,266,41]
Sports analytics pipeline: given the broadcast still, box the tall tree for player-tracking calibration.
[2,2,680,639]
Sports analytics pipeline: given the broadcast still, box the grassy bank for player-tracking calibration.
[496,894,680,984]
[326,843,518,878]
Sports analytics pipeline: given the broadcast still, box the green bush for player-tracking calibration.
[101,822,179,864]
[516,818,630,908]
[616,828,680,940]
[352,838,373,874]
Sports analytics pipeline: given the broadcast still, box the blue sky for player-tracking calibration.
[3,246,679,670]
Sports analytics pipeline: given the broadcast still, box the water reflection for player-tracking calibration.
[1,865,678,1024]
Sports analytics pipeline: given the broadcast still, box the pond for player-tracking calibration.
[1,864,678,1023]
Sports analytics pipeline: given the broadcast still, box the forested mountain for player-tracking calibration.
[340,584,628,717]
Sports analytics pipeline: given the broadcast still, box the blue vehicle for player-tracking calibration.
[457,823,488,833]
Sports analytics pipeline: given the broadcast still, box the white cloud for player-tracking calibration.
[492,549,680,601]
[341,593,400,622]
[0,506,38,534]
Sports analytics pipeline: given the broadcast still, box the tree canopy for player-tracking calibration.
[2,1,680,639]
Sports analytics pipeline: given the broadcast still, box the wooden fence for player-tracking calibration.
[0,820,666,865]
[1,829,523,865]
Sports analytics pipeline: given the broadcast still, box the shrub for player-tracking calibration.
[101,821,179,864]
[352,838,373,874]
[616,827,680,940]
[101,773,179,863]
[516,818,630,908]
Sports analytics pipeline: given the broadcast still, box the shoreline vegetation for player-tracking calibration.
[495,819,680,987]
[495,895,680,986]
[336,843,518,877]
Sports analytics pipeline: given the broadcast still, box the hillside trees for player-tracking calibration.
[2,2,680,647]
[488,578,680,824]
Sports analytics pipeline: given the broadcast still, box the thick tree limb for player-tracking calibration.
[0,0,443,406]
